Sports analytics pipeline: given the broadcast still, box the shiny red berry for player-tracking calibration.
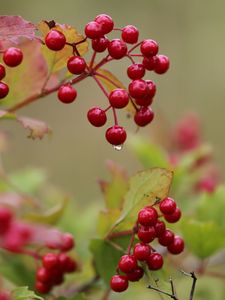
[110,275,129,292]
[85,21,103,39]
[137,225,156,243]
[92,37,109,52]
[143,56,158,71]
[129,79,148,98]
[64,257,77,273]
[36,267,52,283]
[154,55,170,74]
[146,80,156,98]
[109,89,129,108]
[45,30,66,51]
[3,47,23,67]
[118,254,137,273]
[87,107,107,127]
[35,281,51,294]
[121,25,139,44]
[105,125,127,146]
[0,82,9,99]
[95,14,114,34]
[127,63,145,80]
[140,39,158,57]
[135,95,153,107]
[164,207,181,223]
[61,233,75,251]
[126,266,144,282]
[154,220,166,237]
[138,207,158,226]
[147,252,163,270]
[0,64,6,80]
[159,197,177,215]
[58,84,77,103]
[133,242,151,261]
[0,207,13,234]
[67,56,86,74]
[167,236,184,254]
[108,39,127,59]
[42,253,59,269]
[158,229,174,246]
[134,107,154,127]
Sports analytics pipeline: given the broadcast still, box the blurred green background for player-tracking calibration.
[1,0,225,202]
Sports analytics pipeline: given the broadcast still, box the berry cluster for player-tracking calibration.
[0,47,23,99]
[110,197,184,293]
[44,14,169,147]
[0,291,10,300]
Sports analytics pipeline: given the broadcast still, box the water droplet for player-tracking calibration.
[113,144,123,151]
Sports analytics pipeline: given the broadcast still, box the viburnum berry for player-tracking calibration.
[0,207,13,234]
[57,84,77,104]
[134,107,154,127]
[64,257,77,273]
[129,79,148,98]
[154,220,166,237]
[45,30,66,51]
[135,95,153,107]
[36,267,52,284]
[164,207,182,223]
[85,21,103,39]
[140,39,159,57]
[138,206,158,226]
[92,36,109,52]
[118,254,137,273]
[60,233,75,252]
[167,236,184,254]
[154,54,170,74]
[146,80,156,98]
[109,89,129,108]
[108,39,127,59]
[158,229,174,246]
[133,243,151,261]
[121,25,139,44]
[127,63,145,80]
[159,197,177,215]
[143,56,158,71]
[42,253,59,269]
[94,14,114,34]
[3,47,23,67]
[105,125,127,146]
[67,56,86,74]
[110,275,129,292]
[126,266,144,282]
[147,252,163,270]
[0,64,6,80]
[87,107,107,127]
[137,225,156,243]
[35,281,51,294]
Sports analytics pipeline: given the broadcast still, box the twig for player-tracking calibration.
[180,271,197,300]
[148,284,178,300]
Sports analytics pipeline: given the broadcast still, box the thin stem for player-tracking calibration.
[107,230,133,239]
[180,271,197,300]
[94,72,121,88]
[93,55,112,72]
[130,53,144,57]
[169,277,177,299]
[89,51,97,69]
[128,41,142,54]
[127,223,138,254]
[113,28,122,31]
[92,74,109,98]
[126,54,135,64]
[112,107,118,125]
[102,289,111,300]
[148,285,179,300]
[104,105,112,112]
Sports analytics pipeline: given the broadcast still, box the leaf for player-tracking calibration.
[0,16,36,43]
[89,239,123,285]
[11,286,43,300]
[96,69,136,114]
[181,218,225,259]
[38,21,88,73]
[17,116,51,139]
[97,209,121,237]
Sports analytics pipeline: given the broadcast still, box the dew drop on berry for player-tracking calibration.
[113,144,123,151]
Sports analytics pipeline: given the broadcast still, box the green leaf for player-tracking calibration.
[97,209,121,237]
[89,239,123,285]
[181,218,225,258]
[11,286,43,300]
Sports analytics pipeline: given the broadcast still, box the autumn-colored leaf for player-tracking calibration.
[0,16,36,44]
[17,116,51,139]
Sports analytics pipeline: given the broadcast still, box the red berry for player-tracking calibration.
[85,21,103,39]
[35,281,51,294]
[95,14,114,34]
[140,39,158,57]
[51,269,64,285]
[0,207,13,234]
[57,84,77,104]
[147,252,163,270]
[154,55,170,74]
[64,257,77,273]
[45,30,66,51]
[159,197,177,215]
[135,95,153,107]
[61,233,75,251]
[3,47,23,67]
[42,253,59,269]
[0,82,9,99]
[137,225,156,243]
[133,242,151,261]
[105,125,127,146]
[109,89,129,108]
[87,107,107,127]
[121,25,139,44]
[118,254,137,273]
[126,266,144,282]
[110,275,129,292]
[36,267,52,283]
[164,207,181,223]
[158,229,174,246]
[138,207,158,226]
[134,107,154,127]
[143,56,158,71]
[154,220,166,237]
[146,80,156,98]
[167,236,184,254]
[67,56,86,74]
[128,79,148,98]
[58,253,71,271]
[127,63,145,80]
[0,64,6,80]
[92,36,109,52]
[108,39,127,59]
[0,292,10,300]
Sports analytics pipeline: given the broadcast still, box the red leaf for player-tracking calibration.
[0,16,36,43]
[17,116,51,139]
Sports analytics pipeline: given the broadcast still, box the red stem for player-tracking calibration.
[89,51,97,69]
[128,41,143,54]
[92,74,109,99]
[94,72,121,88]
